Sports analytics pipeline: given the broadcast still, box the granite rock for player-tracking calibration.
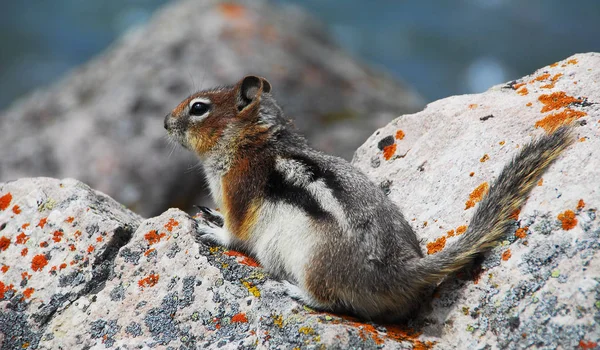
[1,53,599,349]
[0,0,422,217]
[353,53,600,348]
[0,178,141,349]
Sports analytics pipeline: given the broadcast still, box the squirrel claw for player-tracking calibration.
[194,225,231,247]
[193,205,224,228]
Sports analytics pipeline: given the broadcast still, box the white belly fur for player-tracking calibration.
[249,201,316,284]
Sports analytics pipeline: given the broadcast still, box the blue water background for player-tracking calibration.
[1,0,598,109]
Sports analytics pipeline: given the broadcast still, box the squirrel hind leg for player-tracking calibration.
[283,281,336,312]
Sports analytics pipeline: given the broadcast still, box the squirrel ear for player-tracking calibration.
[238,76,271,110]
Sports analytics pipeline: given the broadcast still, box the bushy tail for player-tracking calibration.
[411,126,574,287]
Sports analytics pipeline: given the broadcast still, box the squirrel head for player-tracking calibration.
[165,75,281,156]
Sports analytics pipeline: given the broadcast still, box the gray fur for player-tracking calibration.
[166,76,574,322]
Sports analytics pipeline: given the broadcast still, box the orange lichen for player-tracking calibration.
[68,244,76,251]
[231,312,248,323]
[16,233,29,245]
[74,230,82,239]
[39,241,48,248]
[1,265,9,273]
[0,236,10,251]
[501,249,512,261]
[577,199,585,210]
[12,205,21,214]
[52,231,63,243]
[395,130,405,140]
[510,209,521,220]
[164,218,179,232]
[469,172,474,177]
[517,87,528,95]
[456,225,468,235]
[550,62,559,67]
[567,59,578,65]
[65,217,74,223]
[526,102,533,107]
[468,104,478,109]
[383,144,397,160]
[330,317,433,349]
[538,92,581,113]
[540,73,563,89]
[0,281,15,299]
[558,210,577,230]
[446,229,455,237]
[87,245,95,253]
[499,140,505,146]
[21,248,28,257]
[579,137,586,142]
[224,250,261,267]
[535,109,587,133]
[218,3,246,19]
[579,340,598,349]
[21,272,31,281]
[513,82,526,90]
[37,217,48,229]
[537,178,543,186]
[31,254,49,272]
[144,248,156,256]
[23,287,34,299]
[426,236,446,255]
[21,223,30,230]
[144,230,166,245]
[59,263,67,270]
[515,227,529,239]
[138,273,160,289]
[0,193,12,210]
[534,73,551,82]
[465,182,490,209]
[96,236,103,242]
[479,154,489,163]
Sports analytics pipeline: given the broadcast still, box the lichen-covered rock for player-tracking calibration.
[38,208,432,349]
[353,53,600,348]
[0,178,141,349]
[0,0,421,217]
[3,53,599,349]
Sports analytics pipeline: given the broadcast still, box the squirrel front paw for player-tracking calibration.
[194,205,224,228]
[194,225,231,247]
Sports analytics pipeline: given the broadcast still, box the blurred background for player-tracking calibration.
[2,0,598,109]
[1,0,598,217]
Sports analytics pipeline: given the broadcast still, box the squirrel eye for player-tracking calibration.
[190,102,209,116]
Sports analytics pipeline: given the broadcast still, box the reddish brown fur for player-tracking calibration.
[222,144,270,240]
[171,96,193,117]
[172,79,274,240]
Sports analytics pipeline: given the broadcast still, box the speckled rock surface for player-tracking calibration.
[0,0,422,217]
[2,53,599,349]
[40,209,432,349]
[0,178,141,349]
[353,53,600,348]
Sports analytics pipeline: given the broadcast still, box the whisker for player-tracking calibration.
[188,70,196,97]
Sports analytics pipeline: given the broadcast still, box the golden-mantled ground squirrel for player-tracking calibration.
[164,76,573,321]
